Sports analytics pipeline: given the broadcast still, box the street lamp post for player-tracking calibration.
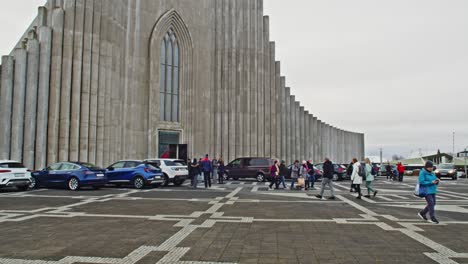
[464,148,467,179]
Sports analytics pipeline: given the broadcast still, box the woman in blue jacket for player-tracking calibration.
[418,161,440,224]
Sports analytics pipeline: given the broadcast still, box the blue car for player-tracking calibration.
[32,162,107,191]
[106,160,164,189]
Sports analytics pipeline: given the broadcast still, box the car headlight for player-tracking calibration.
[449,170,454,174]
[435,170,440,174]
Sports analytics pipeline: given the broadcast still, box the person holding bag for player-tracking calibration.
[269,160,280,190]
[417,161,440,224]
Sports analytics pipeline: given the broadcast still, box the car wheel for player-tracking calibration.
[222,173,229,181]
[68,177,80,191]
[256,173,265,182]
[133,176,145,189]
[332,174,338,181]
[162,174,170,187]
[174,180,184,186]
[29,176,37,189]
[17,185,29,192]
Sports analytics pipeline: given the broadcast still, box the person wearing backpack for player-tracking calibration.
[306,160,315,190]
[346,162,355,192]
[364,158,378,198]
[417,161,440,224]
[279,160,288,189]
[351,158,363,199]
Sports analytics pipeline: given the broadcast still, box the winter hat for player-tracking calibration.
[425,161,434,169]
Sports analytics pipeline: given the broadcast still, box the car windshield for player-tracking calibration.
[164,160,185,166]
[0,162,25,168]
[79,162,101,170]
[439,164,454,169]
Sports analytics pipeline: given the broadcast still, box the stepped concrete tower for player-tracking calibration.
[0,0,365,170]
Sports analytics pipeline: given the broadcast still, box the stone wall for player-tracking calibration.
[0,0,365,169]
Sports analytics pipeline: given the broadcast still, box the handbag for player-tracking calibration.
[414,175,428,198]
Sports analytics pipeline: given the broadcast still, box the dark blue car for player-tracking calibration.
[32,162,107,191]
[106,160,164,189]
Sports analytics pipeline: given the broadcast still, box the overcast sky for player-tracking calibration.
[1,0,467,159]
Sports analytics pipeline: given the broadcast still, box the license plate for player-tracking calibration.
[15,173,25,177]
[441,173,447,176]
[96,174,104,177]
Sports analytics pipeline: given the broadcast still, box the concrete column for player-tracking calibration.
[220,0,230,162]
[78,0,94,162]
[255,12,264,157]
[10,47,28,162]
[299,106,304,160]
[289,96,295,161]
[280,77,286,162]
[306,113,311,160]
[269,43,276,158]
[274,62,281,159]
[58,0,76,161]
[0,56,15,159]
[263,17,271,157]
[295,101,300,161]
[47,7,64,164]
[87,0,102,164]
[285,87,291,164]
[23,36,40,169]
[228,0,237,161]
[318,120,323,161]
[35,26,52,170]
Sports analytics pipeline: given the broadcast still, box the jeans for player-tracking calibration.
[398,172,404,182]
[203,171,211,188]
[193,174,199,189]
[421,194,436,219]
[218,171,224,184]
[269,176,279,189]
[366,181,375,194]
[320,178,335,197]
[290,178,297,189]
[213,168,218,181]
[279,175,287,188]
[309,174,316,188]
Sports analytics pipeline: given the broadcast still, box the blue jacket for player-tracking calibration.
[418,169,438,195]
[201,158,213,173]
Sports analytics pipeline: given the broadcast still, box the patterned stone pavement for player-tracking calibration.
[0,177,467,263]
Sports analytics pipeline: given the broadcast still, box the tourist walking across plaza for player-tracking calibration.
[217,156,225,184]
[397,162,405,182]
[279,160,288,189]
[269,160,280,190]
[201,154,212,188]
[212,157,219,183]
[301,161,310,190]
[316,158,335,200]
[351,158,363,199]
[418,161,440,224]
[190,158,200,189]
[290,160,300,189]
[306,160,315,190]
[364,158,378,198]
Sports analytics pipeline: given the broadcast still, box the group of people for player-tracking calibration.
[385,162,406,182]
[187,155,225,189]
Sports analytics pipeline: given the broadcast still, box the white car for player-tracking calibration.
[0,160,32,191]
[144,159,188,186]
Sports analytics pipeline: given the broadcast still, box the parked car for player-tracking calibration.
[287,164,323,181]
[0,160,32,191]
[106,160,164,189]
[144,159,188,186]
[435,163,457,180]
[32,162,107,191]
[379,165,396,176]
[315,163,347,181]
[223,157,274,182]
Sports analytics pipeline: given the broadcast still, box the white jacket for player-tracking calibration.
[351,162,363,184]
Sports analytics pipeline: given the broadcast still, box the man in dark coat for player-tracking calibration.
[201,154,213,188]
[316,158,335,200]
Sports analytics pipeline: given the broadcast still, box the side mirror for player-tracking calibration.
[107,167,114,171]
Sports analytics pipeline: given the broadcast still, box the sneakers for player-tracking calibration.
[429,218,439,224]
[315,195,322,199]
[364,195,371,198]
[373,191,378,198]
[356,196,362,199]
[328,196,336,200]
[418,212,428,221]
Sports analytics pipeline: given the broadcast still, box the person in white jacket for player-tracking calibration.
[351,158,363,199]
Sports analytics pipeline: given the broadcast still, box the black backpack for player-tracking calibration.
[358,165,366,177]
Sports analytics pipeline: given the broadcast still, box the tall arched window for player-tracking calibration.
[160,29,180,122]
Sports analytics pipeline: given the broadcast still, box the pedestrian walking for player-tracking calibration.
[269,160,280,190]
[364,158,378,198]
[300,161,309,191]
[351,158,363,199]
[279,160,288,189]
[386,162,392,181]
[212,157,219,183]
[347,162,355,192]
[307,160,316,190]
[417,161,440,224]
[316,158,335,200]
[397,162,405,182]
[190,158,200,189]
[290,160,300,189]
[201,154,212,188]
[218,157,225,184]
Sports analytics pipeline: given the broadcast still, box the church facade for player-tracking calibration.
[0,0,365,170]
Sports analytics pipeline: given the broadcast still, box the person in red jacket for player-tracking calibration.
[397,162,405,182]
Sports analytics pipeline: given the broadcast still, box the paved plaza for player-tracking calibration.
[1,177,468,264]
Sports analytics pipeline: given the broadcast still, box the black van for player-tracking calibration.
[223,157,275,182]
